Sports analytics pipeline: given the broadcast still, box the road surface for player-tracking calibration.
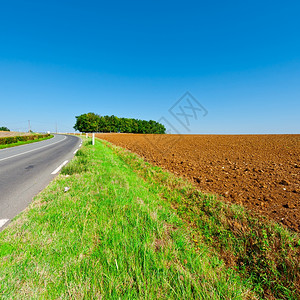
[0,134,81,231]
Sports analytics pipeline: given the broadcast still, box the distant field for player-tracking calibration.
[0,132,52,149]
[0,131,31,137]
[96,133,300,232]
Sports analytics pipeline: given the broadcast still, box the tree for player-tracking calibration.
[0,126,10,131]
[74,113,166,134]
[73,113,101,132]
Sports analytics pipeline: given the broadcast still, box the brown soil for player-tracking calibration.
[0,131,31,137]
[96,133,300,232]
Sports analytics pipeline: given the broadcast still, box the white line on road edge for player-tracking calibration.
[0,136,67,162]
[73,149,78,155]
[51,160,69,175]
[0,219,9,228]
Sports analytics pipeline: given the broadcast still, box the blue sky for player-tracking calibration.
[0,0,299,133]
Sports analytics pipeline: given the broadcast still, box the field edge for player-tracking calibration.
[0,134,53,149]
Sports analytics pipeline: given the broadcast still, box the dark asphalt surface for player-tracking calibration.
[0,134,81,231]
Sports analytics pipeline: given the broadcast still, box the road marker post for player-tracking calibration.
[92,133,95,145]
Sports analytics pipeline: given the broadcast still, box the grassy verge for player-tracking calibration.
[0,135,53,149]
[102,140,300,299]
[0,138,255,299]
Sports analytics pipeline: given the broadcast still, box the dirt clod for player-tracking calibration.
[279,180,289,186]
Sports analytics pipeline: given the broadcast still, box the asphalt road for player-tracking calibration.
[0,134,81,231]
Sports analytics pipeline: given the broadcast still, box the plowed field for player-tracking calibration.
[96,133,300,232]
[0,131,31,137]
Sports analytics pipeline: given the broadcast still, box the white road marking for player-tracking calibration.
[51,160,69,175]
[0,219,9,228]
[73,149,78,154]
[0,136,67,162]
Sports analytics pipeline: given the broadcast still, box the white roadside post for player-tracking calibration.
[92,133,95,145]
[86,133,88,138]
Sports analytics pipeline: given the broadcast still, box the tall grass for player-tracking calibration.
[103,140,300,299]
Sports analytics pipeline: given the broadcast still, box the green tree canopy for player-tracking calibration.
[0,126,10,131]
[74,113,166,134]
[73,113,101,132]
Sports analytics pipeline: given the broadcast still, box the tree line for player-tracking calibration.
[74,113,166,134]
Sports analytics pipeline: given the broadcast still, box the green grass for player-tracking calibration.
[0,138,255,299]
[0,135,53,149]
[102,140,300,299]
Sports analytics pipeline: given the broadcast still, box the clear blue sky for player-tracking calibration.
[0,0,299,134]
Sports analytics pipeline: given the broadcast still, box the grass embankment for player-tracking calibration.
[103,140,300,299]
[0,134,53,149]
[0,138,254,299]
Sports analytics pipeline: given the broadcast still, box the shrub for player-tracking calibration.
[0,134,50,145]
